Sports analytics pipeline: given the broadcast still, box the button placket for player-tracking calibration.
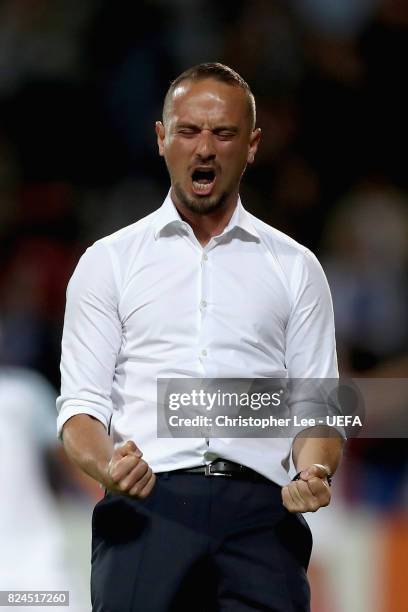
[198,248,210,363]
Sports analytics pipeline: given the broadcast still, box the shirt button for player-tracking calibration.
[201,349,207,357]
[202,254,208,262]
[200,299,207,309]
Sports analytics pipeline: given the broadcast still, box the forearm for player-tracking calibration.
[292,426,344,475]
[61,414,114,487]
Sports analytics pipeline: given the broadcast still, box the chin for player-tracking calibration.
[174,184,227,215]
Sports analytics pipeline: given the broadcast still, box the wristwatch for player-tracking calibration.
[292,463,333,486]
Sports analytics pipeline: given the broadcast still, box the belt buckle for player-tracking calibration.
[205,463,231,477]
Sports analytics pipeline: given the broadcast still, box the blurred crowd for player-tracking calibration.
[0,1,407,610]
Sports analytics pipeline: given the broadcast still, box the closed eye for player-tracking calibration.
[214,128,238,140]
[176,125,238,139]
[217,131,236,139]
[177,129,197,137]
[176,125,200,137]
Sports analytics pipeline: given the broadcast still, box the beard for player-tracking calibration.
[173,182,228,215]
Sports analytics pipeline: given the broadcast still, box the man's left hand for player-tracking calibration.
[281,464,331,513]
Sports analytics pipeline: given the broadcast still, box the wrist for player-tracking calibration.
[312,463,332,477]
[96,457,113,489]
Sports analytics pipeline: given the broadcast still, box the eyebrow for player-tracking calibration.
[175,122,239,133]
[213,125,239,133]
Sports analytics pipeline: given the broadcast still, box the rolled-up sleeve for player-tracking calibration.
[56,241,122,438]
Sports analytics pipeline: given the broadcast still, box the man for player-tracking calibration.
[57,63,343,611]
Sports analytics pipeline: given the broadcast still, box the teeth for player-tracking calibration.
[193,181,213,191]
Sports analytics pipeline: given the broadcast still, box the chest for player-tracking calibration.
[118,237,291,346]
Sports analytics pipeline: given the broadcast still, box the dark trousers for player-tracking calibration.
[91,473,312,612]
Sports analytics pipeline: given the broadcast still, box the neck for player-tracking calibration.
[171,189,239,246]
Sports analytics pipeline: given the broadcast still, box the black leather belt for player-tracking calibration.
[172,460,271,483]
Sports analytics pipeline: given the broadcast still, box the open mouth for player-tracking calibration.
[191,167,217,196]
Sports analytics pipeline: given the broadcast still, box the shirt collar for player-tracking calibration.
[152,191,260,241]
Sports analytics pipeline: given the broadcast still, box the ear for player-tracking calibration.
[155,121,165,157]
[247,128,262,164]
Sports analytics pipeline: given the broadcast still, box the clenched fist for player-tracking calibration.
[105,440,156,498]
[282,464,331,513]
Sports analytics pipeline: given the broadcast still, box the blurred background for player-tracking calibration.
[0,1,407,610]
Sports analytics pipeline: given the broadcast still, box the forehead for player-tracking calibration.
[168,78,249,126]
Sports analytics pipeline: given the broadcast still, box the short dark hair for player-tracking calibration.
[162,62,256,130]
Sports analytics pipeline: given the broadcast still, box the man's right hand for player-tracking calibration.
[104,440,156,498]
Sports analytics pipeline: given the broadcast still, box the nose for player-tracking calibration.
[195,129,216,162]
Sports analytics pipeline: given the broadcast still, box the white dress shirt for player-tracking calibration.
[57,193,338,485]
